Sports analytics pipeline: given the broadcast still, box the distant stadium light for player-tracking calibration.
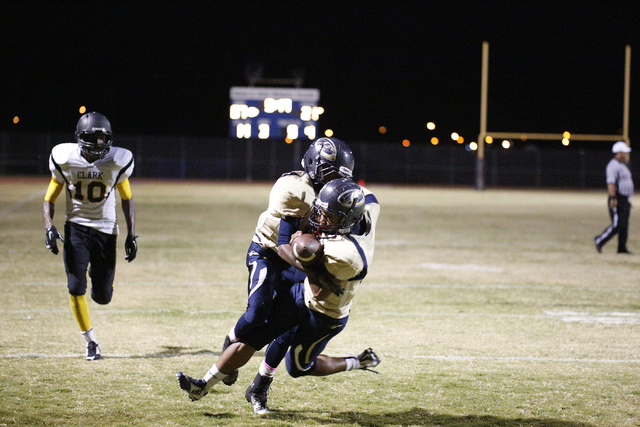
[502,140,511,149]
[451,132,459,141]
[431,137,439,145]
[379,126,387,134]
[12,116,19,124]
[485,135,493,144]
[426,122,436,130]
[562,138,570,146]
[324,129,334,137]
[402,139,410,147]
[470,142,478,151]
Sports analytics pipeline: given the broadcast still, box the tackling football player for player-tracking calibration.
[42,112,137,361]
[219,137,355,385]
[177,178,380,413]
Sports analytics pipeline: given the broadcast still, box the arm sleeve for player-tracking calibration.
[116,179,133,200]
[44,178,63,203]
[277,216,300,245]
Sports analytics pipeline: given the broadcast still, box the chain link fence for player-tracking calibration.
[1,131,630,189]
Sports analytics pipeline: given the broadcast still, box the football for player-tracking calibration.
[291,233,323,263]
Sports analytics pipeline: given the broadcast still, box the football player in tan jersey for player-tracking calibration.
[177,179,380,414]
[219,138,354,385]
[42,112,137,360]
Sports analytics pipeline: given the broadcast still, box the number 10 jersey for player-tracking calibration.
[49,143,134,235]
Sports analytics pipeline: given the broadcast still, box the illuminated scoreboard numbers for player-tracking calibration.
[264,98,292,114]
[229,87,321,140]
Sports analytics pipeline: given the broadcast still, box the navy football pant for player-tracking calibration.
[234,241,306,342]
[243,283,349,377]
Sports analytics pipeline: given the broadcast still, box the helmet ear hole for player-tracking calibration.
[302,138,354,187]
[309,178,365,235]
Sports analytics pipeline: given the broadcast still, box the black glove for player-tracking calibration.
[45,226,64,255]
[125,235,138,262]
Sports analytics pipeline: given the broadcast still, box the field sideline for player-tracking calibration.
[1,176,639,427]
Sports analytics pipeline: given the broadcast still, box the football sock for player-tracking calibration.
[202,365,228,391]
[344,357,360,371]
[81,327,97,345]
[69,294,91,332]
[258,360,277,378]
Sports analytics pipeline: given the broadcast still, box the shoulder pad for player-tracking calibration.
[279,170,305,179]
[51,143,77,165]
[111,147,134,167]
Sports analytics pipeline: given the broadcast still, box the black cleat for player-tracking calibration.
[594,237,603,253]
[357,348,380,372]
[85,341,101,361]
[245,373,273,414]
[177,372,208,401]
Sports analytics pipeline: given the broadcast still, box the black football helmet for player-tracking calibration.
[75,112,113,159]
[302,137,354,188]
[310,178,366,235]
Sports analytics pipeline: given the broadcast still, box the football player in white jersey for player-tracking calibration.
[219,138,354,385]
[42,112,137,361]
[177,179,380,413]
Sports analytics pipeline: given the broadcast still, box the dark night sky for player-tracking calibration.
[2,1,639,149]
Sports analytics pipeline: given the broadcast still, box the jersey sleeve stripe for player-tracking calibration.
[345,235,368,281]
[115,156,134,184]
[109,156,134,195]
[50,155,73,197]
[365,194,379,205]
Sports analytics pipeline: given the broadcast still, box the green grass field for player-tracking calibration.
[1,176,639,427]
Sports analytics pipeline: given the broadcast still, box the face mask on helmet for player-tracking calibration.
[75,112,113,159]
[77,132,113,159]
[309,178,366,235]
[302,138,354,187]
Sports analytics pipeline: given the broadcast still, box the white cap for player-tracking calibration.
[612,141,631,153]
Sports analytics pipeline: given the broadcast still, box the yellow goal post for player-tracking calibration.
[476,42,632,190]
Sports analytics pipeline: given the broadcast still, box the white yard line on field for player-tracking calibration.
[368,282,636,293]
[421,263,505,272]
[412,354,640,364]
[3,308,638,323]
[378,311,640,324]
[0,191,43,217]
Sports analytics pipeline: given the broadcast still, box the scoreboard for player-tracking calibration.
[229,87,322,140]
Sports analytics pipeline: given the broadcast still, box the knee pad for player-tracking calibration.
[243,300,271,325]
[91,292,112,305]
[90,284,113,305]
[67,275,87,297]
[286,348,315,378]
